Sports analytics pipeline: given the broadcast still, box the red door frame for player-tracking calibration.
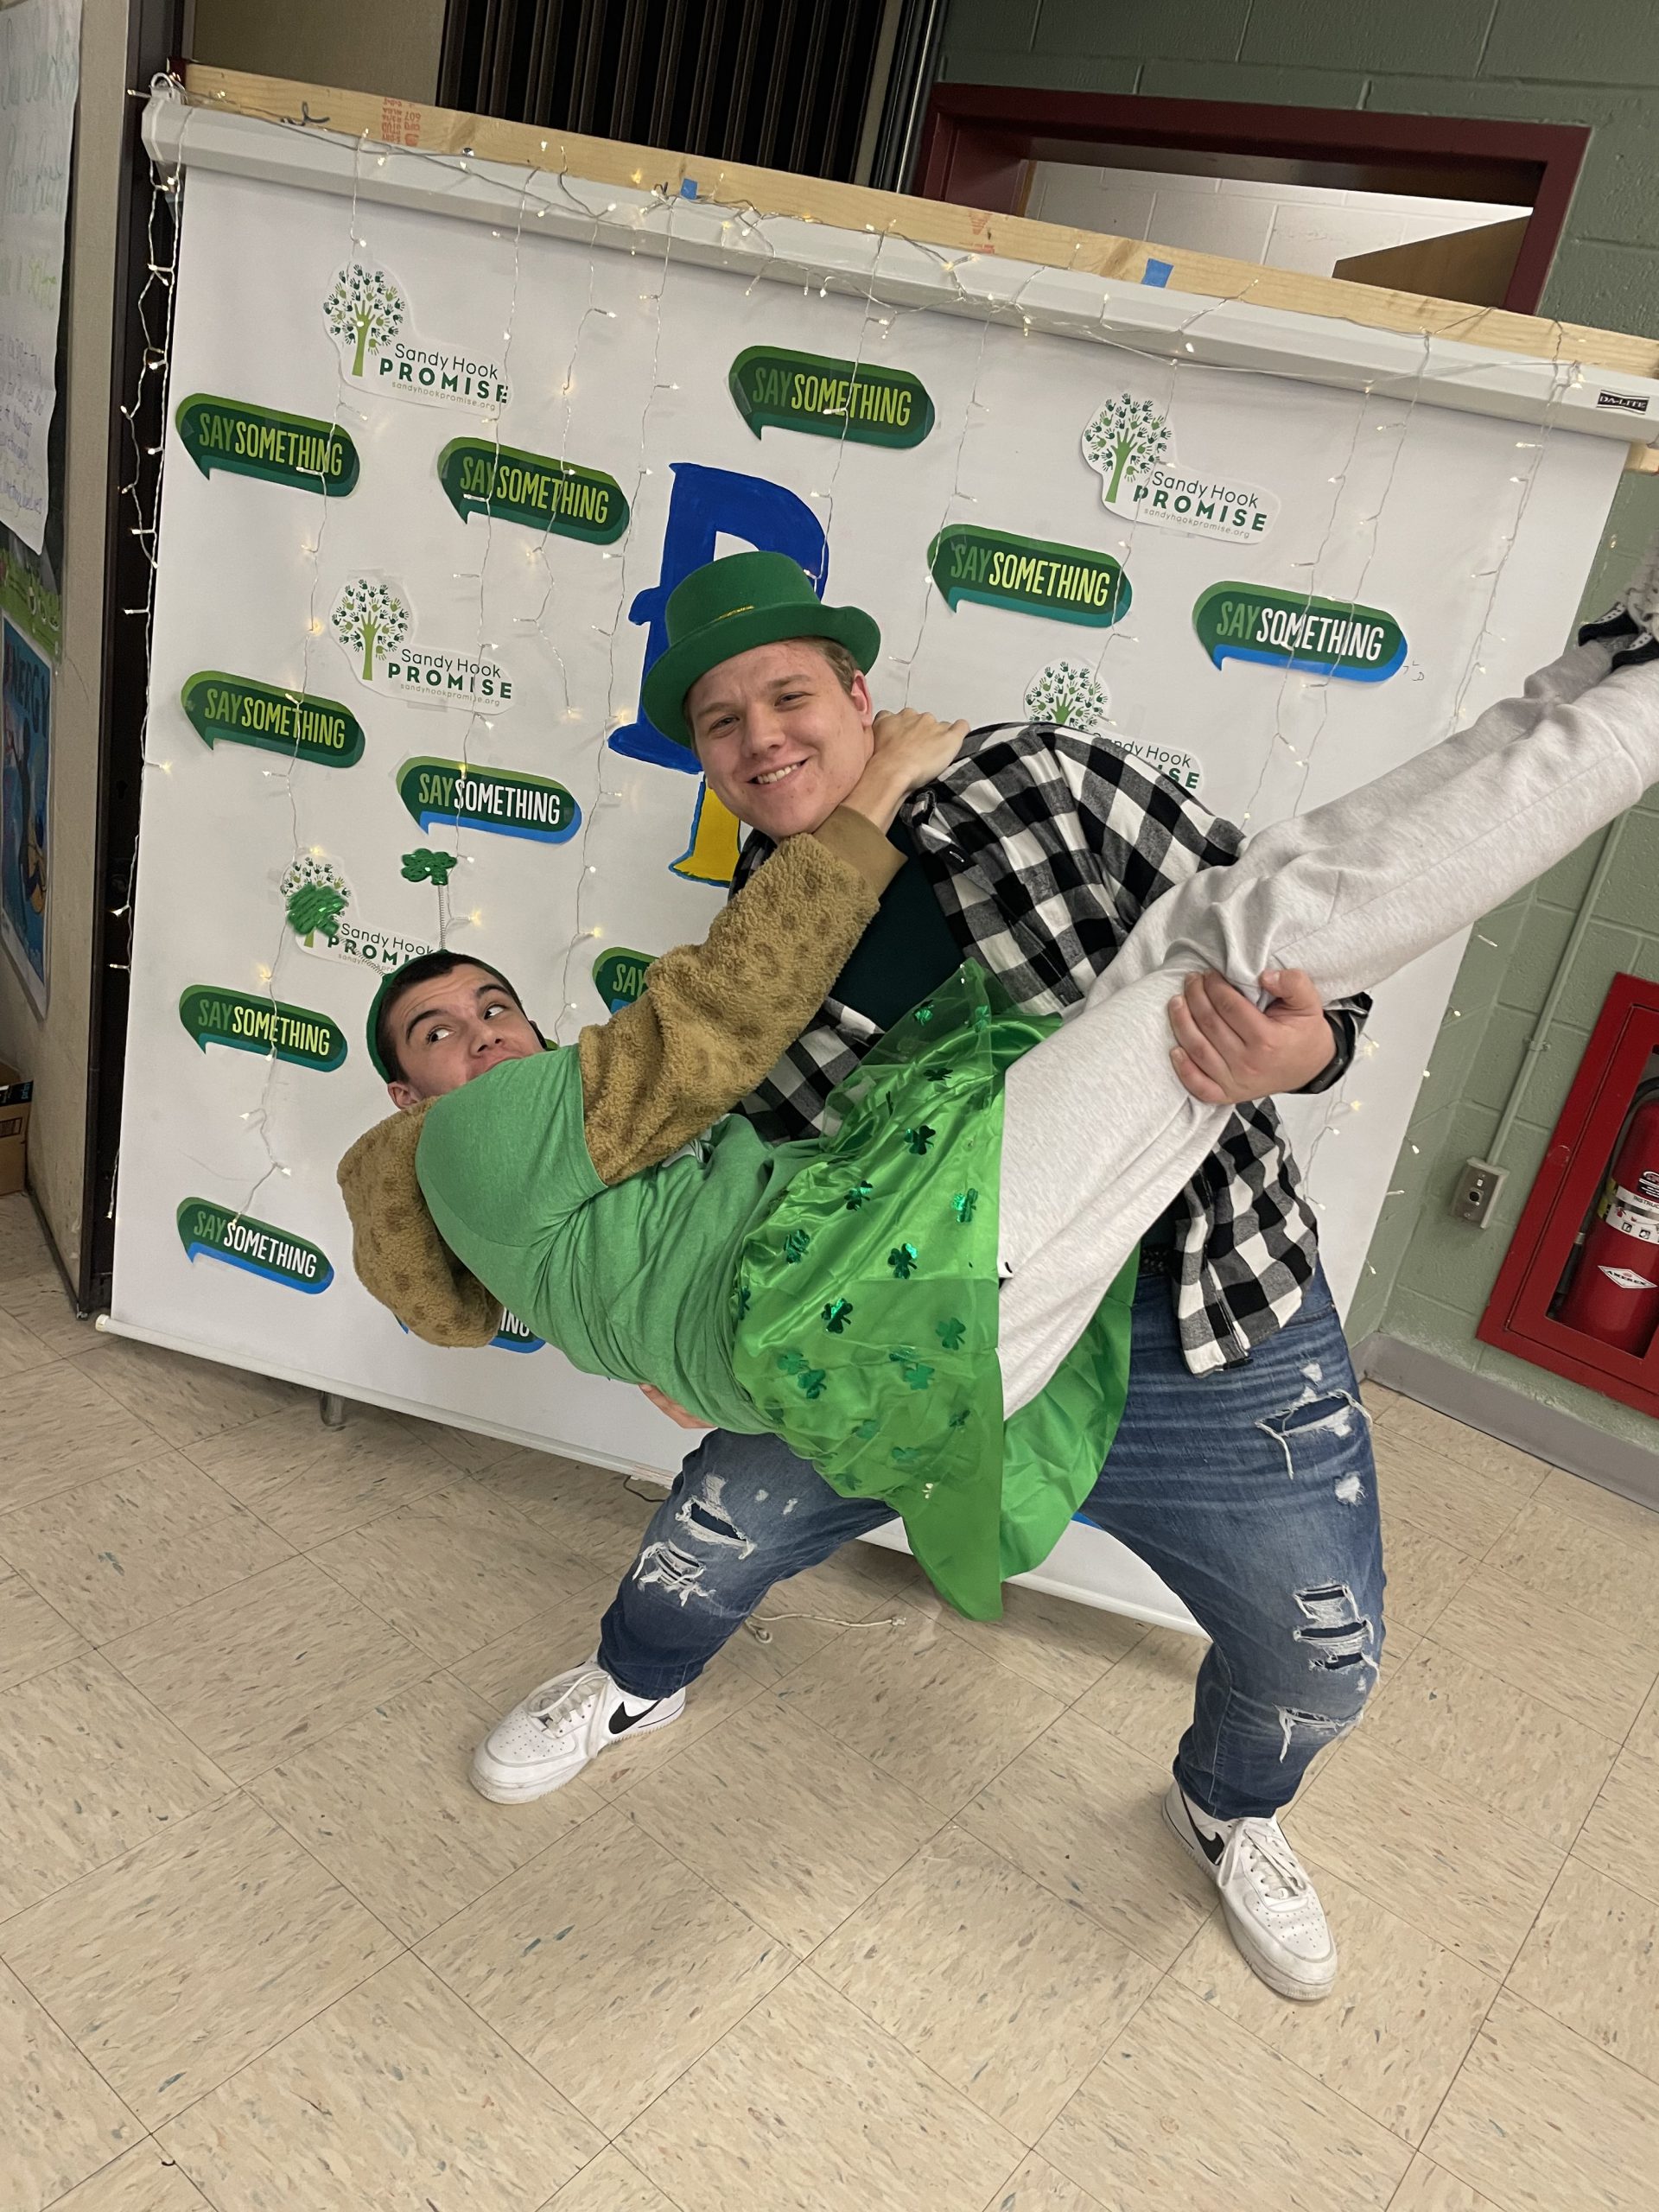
[913,86,1589,315]
[1478,974,1659,1420]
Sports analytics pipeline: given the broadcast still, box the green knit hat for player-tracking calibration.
[640,550,880,747]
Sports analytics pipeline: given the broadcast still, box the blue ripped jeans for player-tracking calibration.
[597,1262,1383,1821]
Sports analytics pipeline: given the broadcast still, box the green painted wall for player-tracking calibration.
[940,0,1659,1442]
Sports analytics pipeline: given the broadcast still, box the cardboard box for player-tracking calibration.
[0,1059,32,1198]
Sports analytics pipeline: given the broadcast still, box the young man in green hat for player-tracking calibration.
[433,544,1368,2003]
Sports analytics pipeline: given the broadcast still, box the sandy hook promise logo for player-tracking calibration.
[1083,393,1280,544]
[322,261,512,409]
[330,576,515,709]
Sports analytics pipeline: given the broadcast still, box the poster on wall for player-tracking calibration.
[1,613,49,1013]
[0,0,81,553]
[111,102,1637,1573]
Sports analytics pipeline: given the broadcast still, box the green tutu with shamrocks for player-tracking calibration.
[731,961,1137,1620]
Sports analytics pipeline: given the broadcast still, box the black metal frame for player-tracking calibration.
[436,0,889,181]
[80,0,188,1313]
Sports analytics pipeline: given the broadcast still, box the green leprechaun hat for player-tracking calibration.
[640,550,880,747]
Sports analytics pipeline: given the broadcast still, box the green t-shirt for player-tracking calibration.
[416,1047,813,1432]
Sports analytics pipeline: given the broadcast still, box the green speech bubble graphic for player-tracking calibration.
[397,757,581,844]
[178,987,347,1071]
[436,437,629,541]
[176,1198,334,1294]
[175,394,359,495]
[729,346,935,448]
[1193,582,1407,682]
[593,946,655,1010]
[181,671,364,769]
[926,526,1131,628]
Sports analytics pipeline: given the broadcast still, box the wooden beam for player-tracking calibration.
[181,64,1659,433]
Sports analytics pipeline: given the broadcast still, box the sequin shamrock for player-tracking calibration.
[951,1189,978,1225]
[822,1300,855,1334]
[904,1125,936,1156]
[935,1317,966,1351]
[782,1229,810,1265]
[882,1352,933,1391]
[736,1284,752,1320]
[887,1243,918,1280]
[797,1367,828,1400]
[843,1180,874,1211]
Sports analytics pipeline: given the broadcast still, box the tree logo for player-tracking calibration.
[1083,394,1280,543]
[331,578,410,683]
[281,855,349,948]
[329,575,515,708]
[321,260,510,408]
[1024,660,1109,733]
[323,264,406,378]
[1083,393,1170,507]
[278,853,435,974]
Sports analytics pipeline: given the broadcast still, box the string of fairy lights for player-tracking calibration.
[126,73,1601,1291]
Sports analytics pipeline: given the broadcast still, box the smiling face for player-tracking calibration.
[385,961,544,1111]
[685,638,875,841]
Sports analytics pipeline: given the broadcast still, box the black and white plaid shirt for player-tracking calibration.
[733,721,1369,1376]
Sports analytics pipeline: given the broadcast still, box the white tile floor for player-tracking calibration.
[4,1191,1659,2212]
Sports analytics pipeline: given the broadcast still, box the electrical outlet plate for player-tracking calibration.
[1452,1157,1509,1228]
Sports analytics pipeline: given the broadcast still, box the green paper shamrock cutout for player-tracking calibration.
[887,1243,918,1280]
[935,1317,966,1351]
[823,1299,855,1334]
[888,1346,917,1366]
[401,848,457,887]
[901,1361,934,1391]
[843,1180,874,1211]
[951,1189,978,1225]
[854,1418,880,1441]
[891,1445,923,1467]
[782,1229,811,1265]
[948,1408,971,1430]
[798,1367,828,1400]
[777,1350,807,1376]
[904,1125,936,1156]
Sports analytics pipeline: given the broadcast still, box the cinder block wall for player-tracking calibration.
[940,0,1659,1444]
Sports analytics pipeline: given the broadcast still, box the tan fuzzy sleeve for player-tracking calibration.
[577,811,899,1187]
[336,1103,503,1347]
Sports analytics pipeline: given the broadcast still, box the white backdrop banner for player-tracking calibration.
[113,112,1630,1565]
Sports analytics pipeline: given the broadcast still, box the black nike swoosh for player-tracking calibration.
[607,1699,658,1737]
[1183,1799,1224,1865]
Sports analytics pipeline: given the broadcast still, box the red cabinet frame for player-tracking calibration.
[1478,973,1659,1418]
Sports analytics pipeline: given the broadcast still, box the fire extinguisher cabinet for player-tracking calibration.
[1479,972,1659,1419]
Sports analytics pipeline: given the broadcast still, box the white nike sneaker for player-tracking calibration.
[470,1659,684,1804]
[1163,1780,1338,2001]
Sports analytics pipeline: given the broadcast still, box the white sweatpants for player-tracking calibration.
[997,632,1659,1412]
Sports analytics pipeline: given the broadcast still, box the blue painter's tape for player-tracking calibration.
[679,178,698,200]
[1141,257,1173,288]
